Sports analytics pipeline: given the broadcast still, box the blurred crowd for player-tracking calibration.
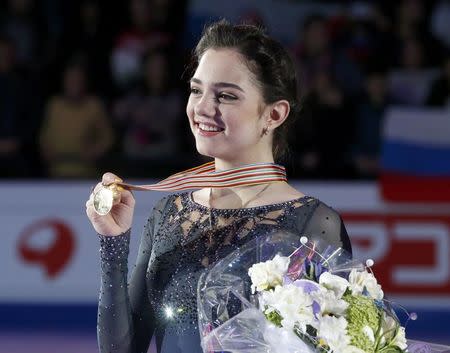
[0,0,448,180]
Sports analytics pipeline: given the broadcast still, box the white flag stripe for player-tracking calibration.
[383,108,450,147]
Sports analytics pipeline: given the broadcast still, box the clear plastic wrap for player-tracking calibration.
[197,230,450,353]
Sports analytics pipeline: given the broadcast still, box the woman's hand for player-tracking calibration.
[86,172,135,236]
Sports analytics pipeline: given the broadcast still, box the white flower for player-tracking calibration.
[378,314,397,346]
[363,325,375,343]
[264,324,315,353]
[378,314,408,350]
[261,284,314,333]
[392,326,408,350]
[248,255,290,293]
[319,272,350,298]
[310,287,348,316]
[348,269,384,300]
[378,314,407,350]
[316,315,351,352]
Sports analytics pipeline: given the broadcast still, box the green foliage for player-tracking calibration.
[343,293,382,353]
[379,346,405,353]
[264,306,282,327]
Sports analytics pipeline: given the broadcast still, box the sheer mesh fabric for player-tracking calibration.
[97,192,352,353]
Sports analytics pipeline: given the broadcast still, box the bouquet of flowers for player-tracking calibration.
[197,231,450,353]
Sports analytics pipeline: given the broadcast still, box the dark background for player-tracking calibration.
[1,0,448,180]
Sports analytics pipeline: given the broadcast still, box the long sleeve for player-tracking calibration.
[97,197,169,353]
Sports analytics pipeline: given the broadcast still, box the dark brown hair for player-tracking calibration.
[192,19,300,161]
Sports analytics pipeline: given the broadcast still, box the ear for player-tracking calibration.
[265,100,290,130]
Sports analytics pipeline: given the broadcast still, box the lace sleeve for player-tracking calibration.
[301,201,352,256]
[97,196,171,353]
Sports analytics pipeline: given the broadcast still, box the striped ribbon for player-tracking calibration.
[113,161,287,191]
[94,161,287,215]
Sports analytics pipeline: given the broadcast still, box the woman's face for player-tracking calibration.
[186,48,270,163]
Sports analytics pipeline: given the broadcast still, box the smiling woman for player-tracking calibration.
[86,19,352,353]
[187,49,275,164]
[187,21,300,167]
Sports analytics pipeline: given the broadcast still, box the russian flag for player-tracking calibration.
[380,108,450,202]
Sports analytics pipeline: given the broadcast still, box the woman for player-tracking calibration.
[113,49,182,161]
[86,20,352,353]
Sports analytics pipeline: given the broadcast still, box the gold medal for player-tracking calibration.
[93,184,123,216]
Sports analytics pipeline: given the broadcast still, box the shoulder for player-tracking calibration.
[288,197,343,235]
[312,199,343,222]
[301,198,352,255]
[141,195,175,238]
[150,194,176,216]
[301,198,345,233]
[148,192,188,219]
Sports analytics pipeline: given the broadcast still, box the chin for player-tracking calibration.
[196,144,216,159]
[195,142,228,160]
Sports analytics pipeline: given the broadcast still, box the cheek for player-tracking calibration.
[186,99,194,121]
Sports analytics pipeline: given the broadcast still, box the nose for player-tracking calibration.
[194,94,217,118]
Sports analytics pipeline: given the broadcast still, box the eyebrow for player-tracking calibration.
[190,78,244,92]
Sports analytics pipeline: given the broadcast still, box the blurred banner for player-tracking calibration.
[1,181,450,345]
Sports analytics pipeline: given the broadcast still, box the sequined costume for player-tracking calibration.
[97,192,352,353]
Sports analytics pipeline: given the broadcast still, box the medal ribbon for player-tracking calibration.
[112,161,287,191]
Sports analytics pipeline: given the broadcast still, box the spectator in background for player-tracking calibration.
[388,38,439,105]
[64,0,114,98]
[39,60,114,178]
[426,55,450,108]
[292,71,354,178]
[342,3,394,76]
[0,0,40,73]
[292,14,362,98]
[391,0,445,66]
[111,0,173,91]
[394,0,426,40]
[353,70,390,178]
[0,36,30,177]
[113,49,182,171]
[431,0,450,50]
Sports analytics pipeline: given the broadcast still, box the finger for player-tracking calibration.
[91,182,104,195]
[119,189,135,208]
[102,172,123,186]
[86,191,94,207]
[86,204,100,220]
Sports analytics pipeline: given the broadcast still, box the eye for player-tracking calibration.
[217,93,237,102]
[190,87,201,95]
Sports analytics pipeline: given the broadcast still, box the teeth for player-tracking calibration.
[198,123,222,132]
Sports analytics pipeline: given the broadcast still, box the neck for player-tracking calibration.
[214,149,276,172]
[210,155,282,200]
[214,158,276,171]
[209,181,275,207]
